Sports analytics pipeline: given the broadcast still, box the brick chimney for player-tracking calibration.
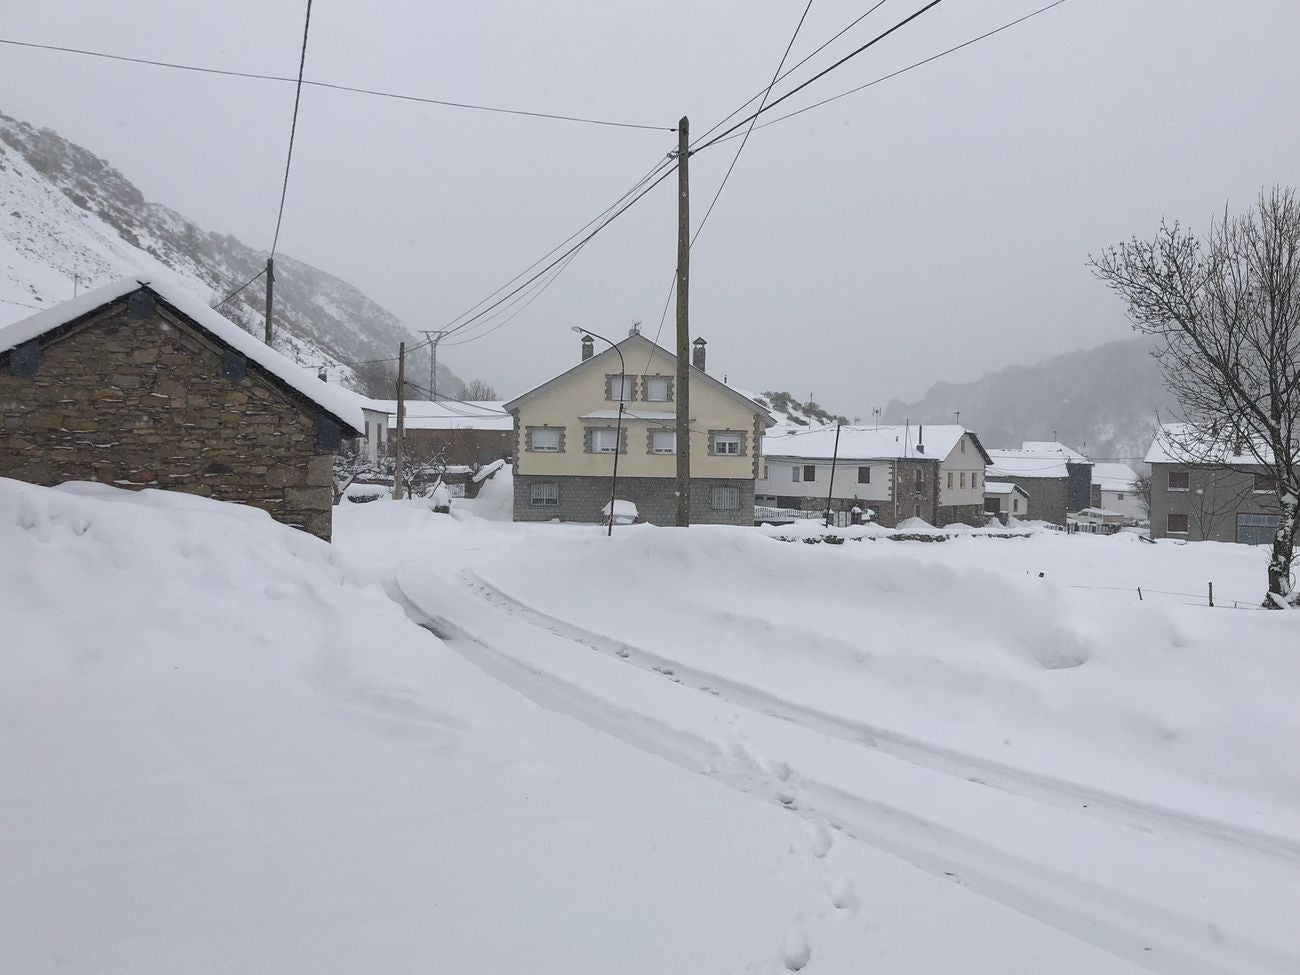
[916,424,925,454]
[581,333,594,361]
[692,337,707,372]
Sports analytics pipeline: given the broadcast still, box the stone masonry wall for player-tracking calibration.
[513,473,755,526]
[0,302,337,539]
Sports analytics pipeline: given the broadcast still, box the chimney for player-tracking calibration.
[916,423,925,454]
[692,336,707,372]
[581,333,594,361]
[629,320,641,337]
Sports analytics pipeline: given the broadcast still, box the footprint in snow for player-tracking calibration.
[829,876,858,912]
[782,931,812,972]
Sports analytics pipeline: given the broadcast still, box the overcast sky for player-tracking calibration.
[2,0,1298,413]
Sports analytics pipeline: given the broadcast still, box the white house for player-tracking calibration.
[1091,462,1144,522]
[756,424,991,528]
[983,480,1031,523]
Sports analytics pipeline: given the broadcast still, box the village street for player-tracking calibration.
[334,474,1300,975]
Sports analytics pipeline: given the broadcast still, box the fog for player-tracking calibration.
[3,0,1297,412]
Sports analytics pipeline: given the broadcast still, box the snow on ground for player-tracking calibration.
[4,468,1298,974]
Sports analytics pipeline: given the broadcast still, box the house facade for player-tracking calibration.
[756,424,991,528]
[369,399,513,467]
[0,277,364,540]
[983,480,1031,524]
[506,329,772,525]
[1146,424,1283,544]
[1090,462,1144,522]
[986,442,1092,526]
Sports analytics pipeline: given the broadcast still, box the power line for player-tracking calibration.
[694,0,948,153]
[710,0,1069,144]
[270,0,313,257]
[690,0,891,150]
[0,37,675,133]
[213,267,268,307]
[692,0,815,248]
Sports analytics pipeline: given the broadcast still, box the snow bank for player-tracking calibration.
[475,522,1300,832]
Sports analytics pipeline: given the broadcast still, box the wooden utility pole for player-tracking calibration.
[674,116,691,527]
[264,257,275,345]
[393,341,407,500]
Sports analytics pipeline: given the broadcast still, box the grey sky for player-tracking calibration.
[2,0,1297,415]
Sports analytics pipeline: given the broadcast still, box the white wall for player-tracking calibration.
[938,434,987,508]
[755,458,891,503]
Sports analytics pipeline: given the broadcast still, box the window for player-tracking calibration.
[591,428,621,453]
[1167,512,1189,534]
[650,430,676,454]
[712,432,743,456]
[1254,473,1279,493]
[530,428,561,452]
[530,482,559,507]
[960,440,966,453]
[1013,498,1020,513]
[803,464,816,482]
[644,377,671,402]
[711,485,741,510]
[972,472,980,489]
[960,472,967,488]
[791,466,801,483]
[857,466,870,484]
[1167,470,1189,492]
[607,375,634,402]
[1116,492,1125,501]
[947,472,954,489]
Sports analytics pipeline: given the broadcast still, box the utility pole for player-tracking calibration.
[421,329,448,400]
[824,421,843,528]
[393,341,406,500]
[674,115,691,528]
[264,257,275,346]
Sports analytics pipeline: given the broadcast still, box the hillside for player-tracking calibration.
[885,336,1177,464]
[0,110,463,397]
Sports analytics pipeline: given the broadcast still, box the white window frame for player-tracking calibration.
[1167,470,1190,492]
[650,429,676,455]
[607,375,634,402]
[531,428,562,452]
[592,428,620,453]
[644,377,671,402]
[1166,512,1189,534]
[712,433,743,456]
[791,465,802,483]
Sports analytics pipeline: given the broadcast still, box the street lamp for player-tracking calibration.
[572,326,625,537]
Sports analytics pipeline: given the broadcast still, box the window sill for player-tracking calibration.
[1167,488,1189,493]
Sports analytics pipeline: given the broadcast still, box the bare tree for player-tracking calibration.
[1133,470,1153,519]
[1091,187,1299,606]
[463,378,498,401]
[351,359,400,400]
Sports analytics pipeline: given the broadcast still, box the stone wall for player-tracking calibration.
[0,300,338,539]
[934,503,985,528]
[513,473,754,526]
[403,428,513,467]
[999,476,1068,525]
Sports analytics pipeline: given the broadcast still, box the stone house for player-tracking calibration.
[0,276,364,540]
[983,480,1031,524]
[756,424,991,528]
[986,442,1093,526]
[1145,423,1283,544]
[506,328,772,525]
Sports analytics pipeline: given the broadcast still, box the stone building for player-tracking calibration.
[368,398,513,466]
[986,442,1093,526]
[506,328,772,525]
[0,277,364,540]
[756,424,991,528]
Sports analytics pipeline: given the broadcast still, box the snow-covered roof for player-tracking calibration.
[983,481,1028,497]
[1144,423,1275,466]
[986,450,1071,479]
[1092,462,1138,492]
[1021,441,1088,462]
[368,399,512,431]
[1078,507,1125,518]
[764,424,982,463]
[0,275,365,433]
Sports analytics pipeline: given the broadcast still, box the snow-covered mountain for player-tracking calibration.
[884,336,1177,465]
[0,109,462,395]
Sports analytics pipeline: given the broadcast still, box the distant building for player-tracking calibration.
[368,399,513,467]
[757,424,991,528]
[505,328,772,525]
[1090,462,1144,522]
[0,276,364,540]
[1145,423,1283,544]
[986,442,1093,525]
[983,480,1031,524]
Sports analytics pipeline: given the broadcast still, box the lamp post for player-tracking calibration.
[572,326,625,536]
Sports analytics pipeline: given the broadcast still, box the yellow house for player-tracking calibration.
[505,329,773,524]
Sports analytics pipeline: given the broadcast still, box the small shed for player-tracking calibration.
[983,480,1031,524]
[0,276,365,540]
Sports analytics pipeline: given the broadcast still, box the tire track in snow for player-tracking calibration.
[397,571,1298,975]
[462,570,1299,865]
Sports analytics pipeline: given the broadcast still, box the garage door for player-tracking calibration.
[1236,512,1281,545]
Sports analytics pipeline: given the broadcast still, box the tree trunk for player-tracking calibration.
[1265,493,1299,608]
